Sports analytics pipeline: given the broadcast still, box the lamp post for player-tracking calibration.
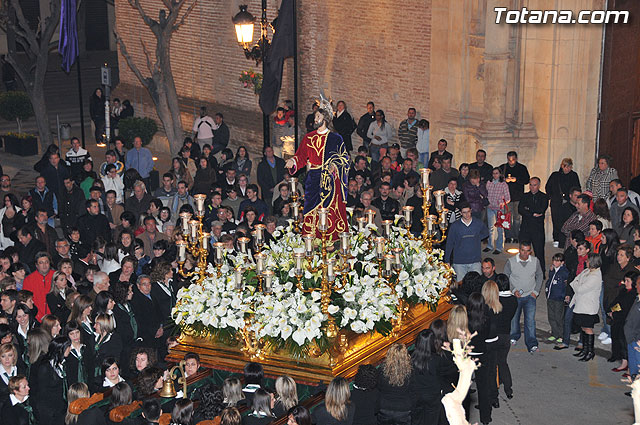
[232,3,271,149]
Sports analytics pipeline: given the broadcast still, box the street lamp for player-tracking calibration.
[232,3,271,148]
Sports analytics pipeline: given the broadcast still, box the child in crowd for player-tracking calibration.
[67,227,82,258]
[546,253,569,342]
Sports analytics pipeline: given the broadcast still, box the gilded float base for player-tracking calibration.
[167,299,452,384]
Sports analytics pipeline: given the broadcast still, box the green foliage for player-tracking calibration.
[0,91,34,133]
[117,117,158,148]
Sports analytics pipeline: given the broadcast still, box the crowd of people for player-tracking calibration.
[0,98,639,424]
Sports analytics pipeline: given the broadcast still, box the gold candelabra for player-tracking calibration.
[415,168,449,251]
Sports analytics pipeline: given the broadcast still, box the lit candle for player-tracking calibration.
[375,237,385,259]
[402,205,413,225]
[262,270,274,293]
[392,247,403,272]
[180,212,191,234]
[420,168,430,189]
[433,190,445,211]
[384,254,394,275]
[303,235,314,257]
[426,215,435,234]
[289,177,297,195]
[254,224,266,244]
[193,194,207,216]
[356,217,367,231]
[291,202,300,219]
[238,237,249,254]
[294,252,304,275]
[318,208,328,231]
[366,209,375,226]
[326,258,336,281]
[214,242,224,262]
[189,220,199,241]
[440,209,448,228]
[201,232,211,251]
[255,252,266,274]
[177,241,186,262]
[382,220,392,237]
[340,232,350,255]
[235,268,244,290]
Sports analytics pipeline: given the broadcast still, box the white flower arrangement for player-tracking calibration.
[172,222,451,356]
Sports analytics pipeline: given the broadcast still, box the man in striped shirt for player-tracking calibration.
[560,194,596,248]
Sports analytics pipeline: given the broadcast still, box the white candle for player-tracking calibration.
[303,235,314,256]
[177,241,186,262]
[189,220,199,240]
[382,220,392,237]
[420,168,430,188]
[375,237,385,258]
[255,253,266,273]
[327,258,336,281]
[426,215,435,233]
[440,209,448,228]
[366,209,375,225]
[262,270,274,293]
[384,254,394,273]
[402,206,413,224]
[289,177,297,195]
[193,194,207,216]
[294,252,304,275]
[235,268,243,290]
[318,208,328,231]
[180,212,191,234]
[254,224,266,244]
[392,247,403,271]
[238,237,249,254]
[202,232,211,251]
[214,242,224,261]
[433,190,445,211]
[357,217,367,231]
[340,232,350,254]
[291,202,300,219]
[424,187,432,202]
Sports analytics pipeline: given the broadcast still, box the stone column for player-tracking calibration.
[481,0,511,134]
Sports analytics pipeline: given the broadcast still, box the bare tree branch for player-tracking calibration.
[140,39,156,75]
[8,0,38,54]
[127,0,156,30]
[173,0,197,32]
[114,31,153,92]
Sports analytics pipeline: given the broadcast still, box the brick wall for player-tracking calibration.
[113,0,431,154]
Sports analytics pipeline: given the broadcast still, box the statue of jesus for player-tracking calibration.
[285,98,350,241]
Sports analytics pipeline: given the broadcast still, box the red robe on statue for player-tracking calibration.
[289,129,350,240]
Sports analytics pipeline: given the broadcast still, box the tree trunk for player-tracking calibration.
[28,85,53,150]
[158,37,183,154]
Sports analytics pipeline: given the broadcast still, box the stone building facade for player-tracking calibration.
[114,0,607,186]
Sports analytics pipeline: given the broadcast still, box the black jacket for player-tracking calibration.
[33,362,67,425]
[496,294,518,335]
[333,111,357,152]
[545,170,581,206]
[151,281,175,328]
[28,188,56,218]
[518,190,549,228]
[372,196,400,221]
[59,185,86,230]
[77,212,112,245]
[351,387,378,425]
[356,112,376,144]
[130,288,161,348]
[256,157,286,203]
[18,238,46,272]
[46,291,71,326]
[40,163,70,199]
[213,122,230,148]
[499,162,530,202]
[0,395,34,425]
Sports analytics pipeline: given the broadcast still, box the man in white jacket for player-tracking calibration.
[101,164,124,204]
[65,137,92,179]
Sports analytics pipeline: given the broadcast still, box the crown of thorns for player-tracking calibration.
[314,93,334,117]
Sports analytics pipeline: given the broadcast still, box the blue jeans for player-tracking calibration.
[418,152,429,169]
[600,287,611,336]
[452,262,481,281]
[487,208,504,251]
[510,295,538,350]
[370,144,387,162]
[629,342,640,377]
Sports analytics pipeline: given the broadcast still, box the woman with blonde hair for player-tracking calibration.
[0,342,23,400]
[46,271,72,326]
[376,343,412,425]
[220,407,242,425]
[222,376,245,407]
[311,376,354,425]
[447,304,470,342]
[65,382,90,425]
[94,313,122,376]
[273,375,298,417]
